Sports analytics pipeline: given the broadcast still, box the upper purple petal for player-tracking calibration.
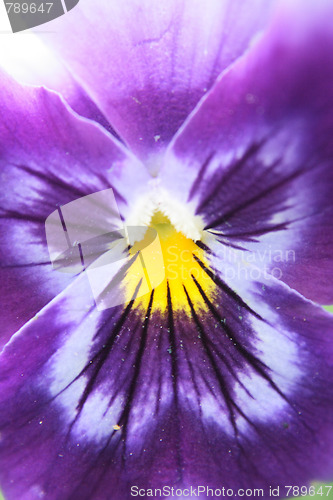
[0,35,120,138]
[38,0,277,161]
[161,0,333,303]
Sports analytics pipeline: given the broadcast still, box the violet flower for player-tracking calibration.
[1,0,333,499]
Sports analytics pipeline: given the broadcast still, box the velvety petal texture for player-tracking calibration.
[1,0,333,499]
[0,254,332,499]
[0,72,149,346]
[39,0,277,162]
[162,0,333,303]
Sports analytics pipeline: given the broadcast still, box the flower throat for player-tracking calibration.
[125,211,215,315]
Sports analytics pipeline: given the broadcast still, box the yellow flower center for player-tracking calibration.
[124,211,215,315]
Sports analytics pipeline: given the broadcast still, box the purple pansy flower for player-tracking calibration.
[1,0,333,499]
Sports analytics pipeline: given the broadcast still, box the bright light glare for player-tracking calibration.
[0,30,68,88]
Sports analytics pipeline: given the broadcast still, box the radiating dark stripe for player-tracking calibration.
[183,284,239,436]
[205,160,306,230]
[197,139,267,214]
[64,279,144,424]
[118,289,155,457]
[195,240,213,254]
[17,163,89,200]
[192,253,263,320]
[187,151,215,202]
[191,274,292,406]
[167,280,184,480]
[65,289,156,499]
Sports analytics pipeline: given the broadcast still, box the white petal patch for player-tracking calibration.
[26,484,46,499]
[74,390,124,444]
[47,311,100,396]
[205,253,304,436]
[126,384,172,449]
[251,314,301,392]
[243,196,303,274]
[125,179,204,241]
[53,378,88,424]
[179,370,234,436]
[46,314,125,444]
[235,315,302,434]
[44,306,114,440]
[198,393,234,435]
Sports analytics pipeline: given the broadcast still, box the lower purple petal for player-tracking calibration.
[0,245,332,498]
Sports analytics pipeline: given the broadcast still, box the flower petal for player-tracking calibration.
[0,71,149,346]
[0,34,119,138]
[0,247,332,498]
[39,0,277,161]
[162,0,333,303]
